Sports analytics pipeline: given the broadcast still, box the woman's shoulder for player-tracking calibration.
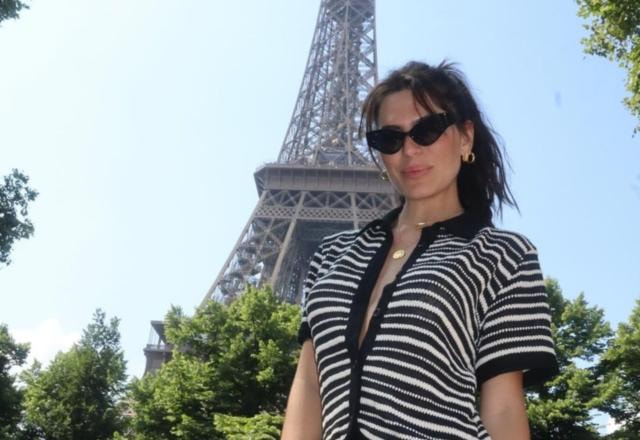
[316,228,361,252]
[474,226,544,285]
[319,228,360,244]
[475,224,539,256]
[316,222,390,256]
[323,228,360,242]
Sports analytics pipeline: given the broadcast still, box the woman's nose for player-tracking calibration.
[401,135,423,156]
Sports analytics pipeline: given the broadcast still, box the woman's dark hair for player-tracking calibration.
[360,60,519,226]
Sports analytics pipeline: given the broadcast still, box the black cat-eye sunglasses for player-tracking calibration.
[365,112,457,155]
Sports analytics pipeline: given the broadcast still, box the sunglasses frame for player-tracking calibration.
[366,112,457,155]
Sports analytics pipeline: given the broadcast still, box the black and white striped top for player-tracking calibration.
[297,205,559,440]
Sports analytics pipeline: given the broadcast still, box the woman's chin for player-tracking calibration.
[400,191,437,202]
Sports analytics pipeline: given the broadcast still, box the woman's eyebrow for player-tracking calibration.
[379,123,404,130]
[380,116,424,130]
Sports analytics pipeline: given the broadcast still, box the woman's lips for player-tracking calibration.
[402,166,432,178]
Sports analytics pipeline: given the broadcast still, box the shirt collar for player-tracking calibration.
[359,205,489,240]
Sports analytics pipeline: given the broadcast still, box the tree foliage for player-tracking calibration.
[129,285,300,439]
[213,412,283,439]
[0,169,38,266]
[0,0,28,25]
[577,0,640,132]
[21,309,127,440]
[0,323,29,440]
[526,279,614,439]
[129,355,220,439]
[598,298,640,436]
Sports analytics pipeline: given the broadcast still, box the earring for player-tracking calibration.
[462,152,476,164]
[380,170,389,181]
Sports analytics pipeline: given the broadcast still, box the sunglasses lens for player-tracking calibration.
[367,130,403,154]
[410,116,446,146]
[366,113,455,154]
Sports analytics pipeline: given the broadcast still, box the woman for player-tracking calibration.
[281,61,559,440]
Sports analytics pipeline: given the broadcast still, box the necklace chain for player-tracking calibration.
[391,209,463,259]
[391,222,431,260]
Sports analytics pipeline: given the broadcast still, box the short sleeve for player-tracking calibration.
[476,248,559,387]
[296,238,328,345]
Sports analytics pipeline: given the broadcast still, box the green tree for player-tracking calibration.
[213,412,283,439]
[0,323,29,440]
[598,298,640,437]
[576,0,640,132]
[129,285,300,439]
[0,0,28,25]
[0,169,38,266]
[22,309,127,439]
[526,279,614,439]
[129,356,219,439]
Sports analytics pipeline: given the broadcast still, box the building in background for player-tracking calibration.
[144,0,398,374]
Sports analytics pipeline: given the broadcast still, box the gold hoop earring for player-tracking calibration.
[462,152,476,164]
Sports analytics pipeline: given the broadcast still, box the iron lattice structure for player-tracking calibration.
[278,0,377,167]
[144,0,399,374]
[203,0,398,305]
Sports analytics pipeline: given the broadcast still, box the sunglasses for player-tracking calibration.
[366,112,457,155]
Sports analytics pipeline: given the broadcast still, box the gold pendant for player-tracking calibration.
[392,249,406,259]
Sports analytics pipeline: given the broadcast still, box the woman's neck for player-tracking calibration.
[394,199,464,230]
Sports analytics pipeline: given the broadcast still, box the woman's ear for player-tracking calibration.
[460,120,474,152]
[371,149,384,170]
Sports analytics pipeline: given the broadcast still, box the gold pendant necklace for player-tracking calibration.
[392,249,406,259]
[391,222,430,259]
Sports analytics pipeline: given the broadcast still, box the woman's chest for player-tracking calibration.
[307,237,489,355]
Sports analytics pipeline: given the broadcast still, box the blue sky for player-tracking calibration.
[1,1,638,431]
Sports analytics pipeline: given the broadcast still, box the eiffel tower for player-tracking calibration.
[144,0,399,373]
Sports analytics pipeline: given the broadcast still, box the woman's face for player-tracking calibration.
[376,89,474,205]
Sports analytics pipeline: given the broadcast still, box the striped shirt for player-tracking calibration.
[297,205,559,440]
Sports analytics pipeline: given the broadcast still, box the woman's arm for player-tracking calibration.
[479,370,530,440]
[281,340,323,440]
